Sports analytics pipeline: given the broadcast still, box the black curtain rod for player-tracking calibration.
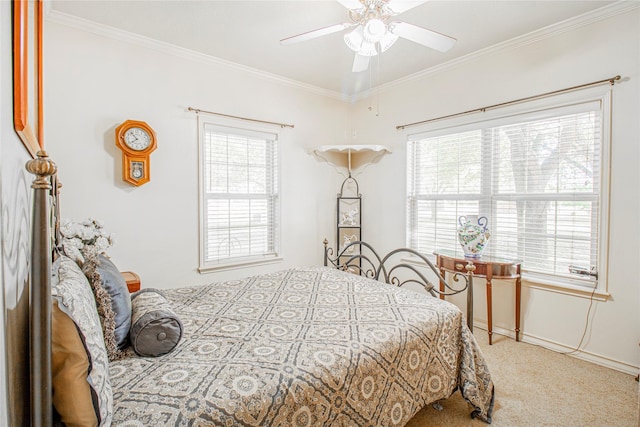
[188,107,295,129]
[396,75,621,131]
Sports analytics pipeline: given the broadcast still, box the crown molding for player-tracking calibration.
[44,9,350,102]
[352,1,639,102]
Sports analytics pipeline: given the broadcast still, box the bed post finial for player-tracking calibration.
[26,149,56,427]
[26,150,57,189]
[323,239,329,266]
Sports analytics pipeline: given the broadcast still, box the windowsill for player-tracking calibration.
[199,256,283,274]
[521,275,610,301]
[400,255,610,302]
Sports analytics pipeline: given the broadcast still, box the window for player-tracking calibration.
[199,120,279,270]
[407,87,611,290]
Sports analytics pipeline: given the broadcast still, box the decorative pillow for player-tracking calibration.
[96,255,131,349]
[52,255,113,426]
[52,301,98,427]
[130,289,183,357]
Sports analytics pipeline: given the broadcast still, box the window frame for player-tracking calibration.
[197,116,282,272]
[405,85,613,296]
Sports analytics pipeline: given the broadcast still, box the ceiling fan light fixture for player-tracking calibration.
[363,18,386,43]
[359,41,378,57]
[344,26,378,56]
[379,31,399,52]
[344,25,365,52]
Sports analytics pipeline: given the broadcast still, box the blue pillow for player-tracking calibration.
[96,255,132,349]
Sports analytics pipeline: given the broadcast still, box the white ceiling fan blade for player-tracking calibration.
[280,23,354,45]
[386,1,428,15]
[352,53,370,72]
[389,21,456,52]
[336,0,363,11]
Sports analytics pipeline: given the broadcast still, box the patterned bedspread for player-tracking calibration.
[110,267,494,426]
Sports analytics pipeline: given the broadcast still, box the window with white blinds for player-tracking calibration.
[199,122,279,269]
[407,91,611,289]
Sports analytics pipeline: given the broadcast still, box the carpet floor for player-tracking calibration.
[406,329,639,426]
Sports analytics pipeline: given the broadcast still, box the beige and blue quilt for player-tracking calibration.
[110,267,494,426]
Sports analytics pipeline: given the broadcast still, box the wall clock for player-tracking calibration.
[115,120,157,186]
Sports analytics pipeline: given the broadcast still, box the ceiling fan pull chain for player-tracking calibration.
[367,43,381,117]
[368,52,374,111]
[376,45,381,117]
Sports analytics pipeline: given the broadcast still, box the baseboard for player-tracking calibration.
[472,322,639,376]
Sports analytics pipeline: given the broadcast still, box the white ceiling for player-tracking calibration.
[48,0,619,98]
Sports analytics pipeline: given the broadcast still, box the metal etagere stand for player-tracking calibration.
[336,174,361,268]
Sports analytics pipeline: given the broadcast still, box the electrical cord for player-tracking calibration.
[557,283,598,355]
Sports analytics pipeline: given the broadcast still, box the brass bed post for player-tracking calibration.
[26,151,57,427]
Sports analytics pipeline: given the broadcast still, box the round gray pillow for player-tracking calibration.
[130,289,183,357]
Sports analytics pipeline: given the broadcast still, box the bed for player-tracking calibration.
[23,151,494,426]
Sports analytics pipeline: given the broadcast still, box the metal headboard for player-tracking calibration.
[323,239,475,331]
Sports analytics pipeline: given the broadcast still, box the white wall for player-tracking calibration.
[44,21,349,288]
[352,9,640,373]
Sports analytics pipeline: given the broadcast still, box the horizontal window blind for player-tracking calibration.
[202,123,279,266]
[408,100,605,287]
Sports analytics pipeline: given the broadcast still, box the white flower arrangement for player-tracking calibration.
[59,218,116,265]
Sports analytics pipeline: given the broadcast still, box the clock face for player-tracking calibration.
[123,127,152,151]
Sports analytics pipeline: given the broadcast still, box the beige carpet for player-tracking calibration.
[406,329,639,426]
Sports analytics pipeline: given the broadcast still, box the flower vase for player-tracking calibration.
[457,215,491,258]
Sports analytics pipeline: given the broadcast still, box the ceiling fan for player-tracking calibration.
[280,0,456,72]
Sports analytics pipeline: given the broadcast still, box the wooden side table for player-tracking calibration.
[434,250,522,344]
[120,271,140,293]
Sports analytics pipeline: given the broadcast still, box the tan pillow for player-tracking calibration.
[52,301,99,427]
